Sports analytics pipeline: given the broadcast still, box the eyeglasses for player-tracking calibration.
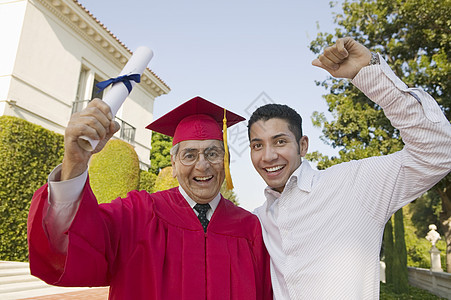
[178,147,225,166]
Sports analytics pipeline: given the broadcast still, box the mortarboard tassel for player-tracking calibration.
[223,109,234,190]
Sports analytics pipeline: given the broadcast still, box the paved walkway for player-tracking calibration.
[19,287,109,299]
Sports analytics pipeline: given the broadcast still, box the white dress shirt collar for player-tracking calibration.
[263,160,316,208]
[178,185,221,214]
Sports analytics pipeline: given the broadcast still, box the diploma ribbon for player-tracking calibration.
[95,73,141,94]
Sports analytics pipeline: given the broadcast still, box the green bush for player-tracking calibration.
[0,116,64,261]
[154,166,179,192]
[138,169,157,193]
[405,203,447,272]
[89,139,140,203]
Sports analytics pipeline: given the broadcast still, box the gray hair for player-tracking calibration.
[170,143,180,157]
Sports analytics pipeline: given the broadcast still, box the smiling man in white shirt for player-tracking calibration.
[248,37,451,299]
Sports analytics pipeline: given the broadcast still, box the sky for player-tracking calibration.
[78,0,343,211]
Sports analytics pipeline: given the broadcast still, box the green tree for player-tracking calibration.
[393,208,409,293]
[383,217,394,284]
[404,201,447,271]
[405,191,447,271]
[383,210,409,294]
[308,0,451,271]
[149,132,173,175]
[409,192,442,238]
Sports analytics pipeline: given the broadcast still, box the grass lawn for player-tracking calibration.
[380,283,446,299]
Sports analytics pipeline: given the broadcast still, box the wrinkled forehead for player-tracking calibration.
[178,139,223,150]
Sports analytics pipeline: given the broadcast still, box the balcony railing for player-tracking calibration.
[116,116,136,144]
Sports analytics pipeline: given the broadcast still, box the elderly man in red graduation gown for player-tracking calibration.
[27,96,272,299]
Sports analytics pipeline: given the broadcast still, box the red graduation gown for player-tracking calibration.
[28,183,272,300]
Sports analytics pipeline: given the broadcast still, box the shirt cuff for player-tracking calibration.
[48,164,88,204]
[352,54,444,124]
[352,53,408,95]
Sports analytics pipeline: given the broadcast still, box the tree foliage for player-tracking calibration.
[383,209,413,293]
[149,132,173,175]
[383,217,394,284]
[393,208,409,294]
[404,201,447,270]
[308,0,450,165]
[409,192,442,237]
[308,0,451,271]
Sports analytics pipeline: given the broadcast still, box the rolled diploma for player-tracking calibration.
[78,46,154,151]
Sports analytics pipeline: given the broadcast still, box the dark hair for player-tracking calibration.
[247,104,303,142]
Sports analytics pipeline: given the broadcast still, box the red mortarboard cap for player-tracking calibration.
[146,96,245,145]
[146,96,244,190]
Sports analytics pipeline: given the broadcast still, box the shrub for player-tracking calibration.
[0,116,64,261]
[405,203,448,272]
[89,139,140,203]
[154,166,179,192]
[138,169,157,193]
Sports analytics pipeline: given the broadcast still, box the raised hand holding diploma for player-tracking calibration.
[77,46,154,151]
[62,47,153,181]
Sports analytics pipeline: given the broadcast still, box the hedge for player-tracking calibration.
[138,169,157,193]
[0,116,64,261]
[154,166,179,192]
[0,117,148,261]
[89,139,140,203]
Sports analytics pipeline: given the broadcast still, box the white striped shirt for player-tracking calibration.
[255,55,451,299]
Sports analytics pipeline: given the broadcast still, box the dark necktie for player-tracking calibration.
[194,203,211,232]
